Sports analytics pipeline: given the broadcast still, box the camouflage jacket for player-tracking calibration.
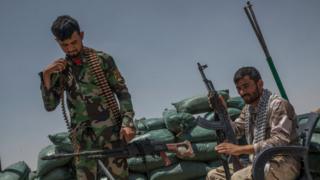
[232,93,299,154]
[39,48,134,129]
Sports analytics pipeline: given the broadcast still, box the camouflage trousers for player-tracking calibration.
[72,120,129,180]
[206,156,300,180]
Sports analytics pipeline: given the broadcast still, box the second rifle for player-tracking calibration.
[196,62,242,180]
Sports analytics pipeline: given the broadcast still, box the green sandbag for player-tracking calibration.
[39,167,74,180]
[48,132,73,153]
[0,161,30,180]
[162,109,196,134]
[128,173,147,180]
[206,160,221,169]
[128,153,178,173]
[135,117,166,132]
[37,145,72,177]
[28,171,37,180]
[176,125,217,143]
[172,90,229,115]
[150,161,211,180]
[315,121,320,133]
[178,142,218,161]
[204,108,241,121]
[227,96,245,110]
[228,108,241,121]
[193,161,221,180]
[312,133,320,144]
[204,111,215,121]
[130,129,175,143]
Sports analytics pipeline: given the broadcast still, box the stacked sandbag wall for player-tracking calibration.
[129,91,245,179]
[25,132,76,180]
[0,161,30,180]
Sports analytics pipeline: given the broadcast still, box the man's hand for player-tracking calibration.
[208,92,227,110]
[215,142,254,156]
[43,59,67,90]
[120,127,136,143]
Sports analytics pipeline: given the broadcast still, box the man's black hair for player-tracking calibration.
[51,15,80,41]
[233,66,262,84]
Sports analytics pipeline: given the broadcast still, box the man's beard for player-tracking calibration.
[242,86,261,104]
[67,51,81,58]
[242,92,259,104]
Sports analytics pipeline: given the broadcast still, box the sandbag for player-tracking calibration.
[204,107,241,121]
[150,161,211,180]
[134,117,166,133]
[176,125,217,143]
[128,153,178,173]
[206,160,221,169]
[312,133,320,144]
[38,167,74,180]
[178,142,218,161]
[190,161,221,180]
[228,108,241,121]
[37,145,72,177]
[28,171,37,180]
[0,161,30,180]
[130,129,175,144]
[128,173,147,180]
[172,90,229,114]
[48,132,73,153]
[227,96,245,110]
[316,121,320,133]
[163,109,196,134]
[204,111,214,121]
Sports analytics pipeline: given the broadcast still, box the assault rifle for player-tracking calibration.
[42,139,194,165]
[196,62,242,180]
[42,139,194,180]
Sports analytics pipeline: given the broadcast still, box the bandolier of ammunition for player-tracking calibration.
[83,47,122,125]
[60,75,80,162]
[59,47,122,161]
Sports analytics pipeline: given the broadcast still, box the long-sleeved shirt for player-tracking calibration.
[39,48,134,129]
[232,94,299,154]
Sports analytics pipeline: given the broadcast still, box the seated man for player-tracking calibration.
[207,67,300,180]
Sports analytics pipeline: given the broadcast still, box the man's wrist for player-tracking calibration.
[240,144,254,155]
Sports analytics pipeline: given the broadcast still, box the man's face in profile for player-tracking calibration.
[56,31,84,58]
[236,75,262,105]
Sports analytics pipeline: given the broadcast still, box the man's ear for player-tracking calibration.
[80,31,84,39]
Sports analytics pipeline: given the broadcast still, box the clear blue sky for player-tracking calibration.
[1,0,319,169]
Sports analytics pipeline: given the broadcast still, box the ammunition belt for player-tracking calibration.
[83,47,121,125]
[60,76,80,160]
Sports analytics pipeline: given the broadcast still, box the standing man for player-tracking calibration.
[39,15,135,180]
[207,67,300,180]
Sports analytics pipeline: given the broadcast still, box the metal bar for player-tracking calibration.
[244,6,269,59]
[244,1,289,100]
[246,1,271,58]
[98,159,115,180]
